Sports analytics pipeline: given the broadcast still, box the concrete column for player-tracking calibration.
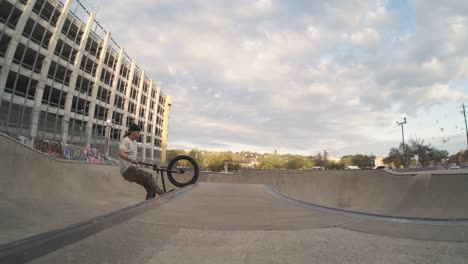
[30,0,73,138]
[61,12,97,144]
[0,0,37,108]
[85,32,110,147]
[121,59,135,130]
[142,79,153,161]
[103,47,124,152]
[105,48,124,123]
[134,70,144,159]
[151,85,161,160]
[134,70,145,125]
[160,96,172,162]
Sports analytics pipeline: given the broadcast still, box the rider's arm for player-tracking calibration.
[118,148,138,164]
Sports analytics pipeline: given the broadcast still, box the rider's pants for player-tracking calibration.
[122,166,163,199]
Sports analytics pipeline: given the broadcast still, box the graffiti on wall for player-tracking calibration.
[5,133,105,164]
[17,135,33,147]
[62,144,102,164]
[33,139,64,159]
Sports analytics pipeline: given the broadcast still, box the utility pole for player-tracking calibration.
[462,103,468,150]
[396,117,408,168]
[322,148,327,170]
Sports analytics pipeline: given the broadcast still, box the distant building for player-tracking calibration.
[0,0,172,161]
[327,156,341,163]
[448,151,466,166]
[374,157,385,167]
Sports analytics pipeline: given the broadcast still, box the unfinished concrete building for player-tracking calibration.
[0,0,172,161]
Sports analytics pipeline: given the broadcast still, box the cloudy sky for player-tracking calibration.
[94,0,468,157]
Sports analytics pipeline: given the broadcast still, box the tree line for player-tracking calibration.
[166,149,376,172]
[383,138,451,168]
[167,137,460,171]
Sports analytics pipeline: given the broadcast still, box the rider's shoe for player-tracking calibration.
[146,192,156,200]
[155,186,164,196]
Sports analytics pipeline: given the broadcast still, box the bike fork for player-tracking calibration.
[160,170,167,193]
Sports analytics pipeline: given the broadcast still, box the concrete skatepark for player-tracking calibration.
[1,134,468,263]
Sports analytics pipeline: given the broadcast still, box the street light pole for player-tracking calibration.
[105,119,111,158]
[396,117,408,168]
[322,148,327,169]
[462,103,468,150]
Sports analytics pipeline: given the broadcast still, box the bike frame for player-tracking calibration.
[138,155,199,190]
[139,162,173,193]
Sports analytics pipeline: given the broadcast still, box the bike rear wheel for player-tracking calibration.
[167,155,199,188]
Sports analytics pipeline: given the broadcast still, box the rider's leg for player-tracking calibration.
[140,169,164,196]
[122,167,161,199]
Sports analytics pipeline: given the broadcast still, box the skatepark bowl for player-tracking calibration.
[1,133,468,263]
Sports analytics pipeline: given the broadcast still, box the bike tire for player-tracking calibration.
[167,155,199,188]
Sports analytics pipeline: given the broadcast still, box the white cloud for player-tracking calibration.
[365,5,391,26]
[235,0,275,17]
[94,0,468,156]
[350,28,381,48]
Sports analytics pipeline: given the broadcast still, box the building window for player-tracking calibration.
[61,18,84,45]
[71,96,90,115]
[48,61,71,85]
[42,85,67,109]
[0,1,22,29]
[22,18,53,48]
[13,43,45,73]
[5,71,37,100]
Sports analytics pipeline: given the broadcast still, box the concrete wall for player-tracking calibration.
[199,169,468,219]
[0,133,145,243]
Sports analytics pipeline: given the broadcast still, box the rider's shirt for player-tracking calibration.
[119,136,137,174]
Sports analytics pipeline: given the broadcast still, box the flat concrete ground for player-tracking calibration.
[30,183,468,264]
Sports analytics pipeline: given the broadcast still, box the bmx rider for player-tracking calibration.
[117,124,163,200]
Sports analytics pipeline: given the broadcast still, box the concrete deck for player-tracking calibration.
[29,183,468,264]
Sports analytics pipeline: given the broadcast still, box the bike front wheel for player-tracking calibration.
[166,155,200,188]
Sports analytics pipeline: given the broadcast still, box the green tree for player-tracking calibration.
[166,149,187,161]
[327,162,344,170]
[259,154,284,169]
[340,155,353,167]
[301,157,314,170]
[203,151,234,172]
[383,146,405,168]
[409,138,432,166]
[351,154,375,168]
[383,142,416,168]
[313,152,325,167]
[286,155,304,169]
[189,149,205,168]
[429,149,449,164]
[409,138,449,167]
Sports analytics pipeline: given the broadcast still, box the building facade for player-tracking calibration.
[0,0,172,161]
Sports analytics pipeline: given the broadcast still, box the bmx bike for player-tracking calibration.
[140,155,199,193]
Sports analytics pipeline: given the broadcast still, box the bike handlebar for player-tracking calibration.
[137,162,185,174]
[138,162,156,167]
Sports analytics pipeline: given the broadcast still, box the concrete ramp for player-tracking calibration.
[12,182,468,264]
[0,134,147,244]
[2,133,468,263]
[198,169,468,218]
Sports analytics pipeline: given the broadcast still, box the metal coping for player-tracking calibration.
[0,183,198,264]
[264,185,468,226]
